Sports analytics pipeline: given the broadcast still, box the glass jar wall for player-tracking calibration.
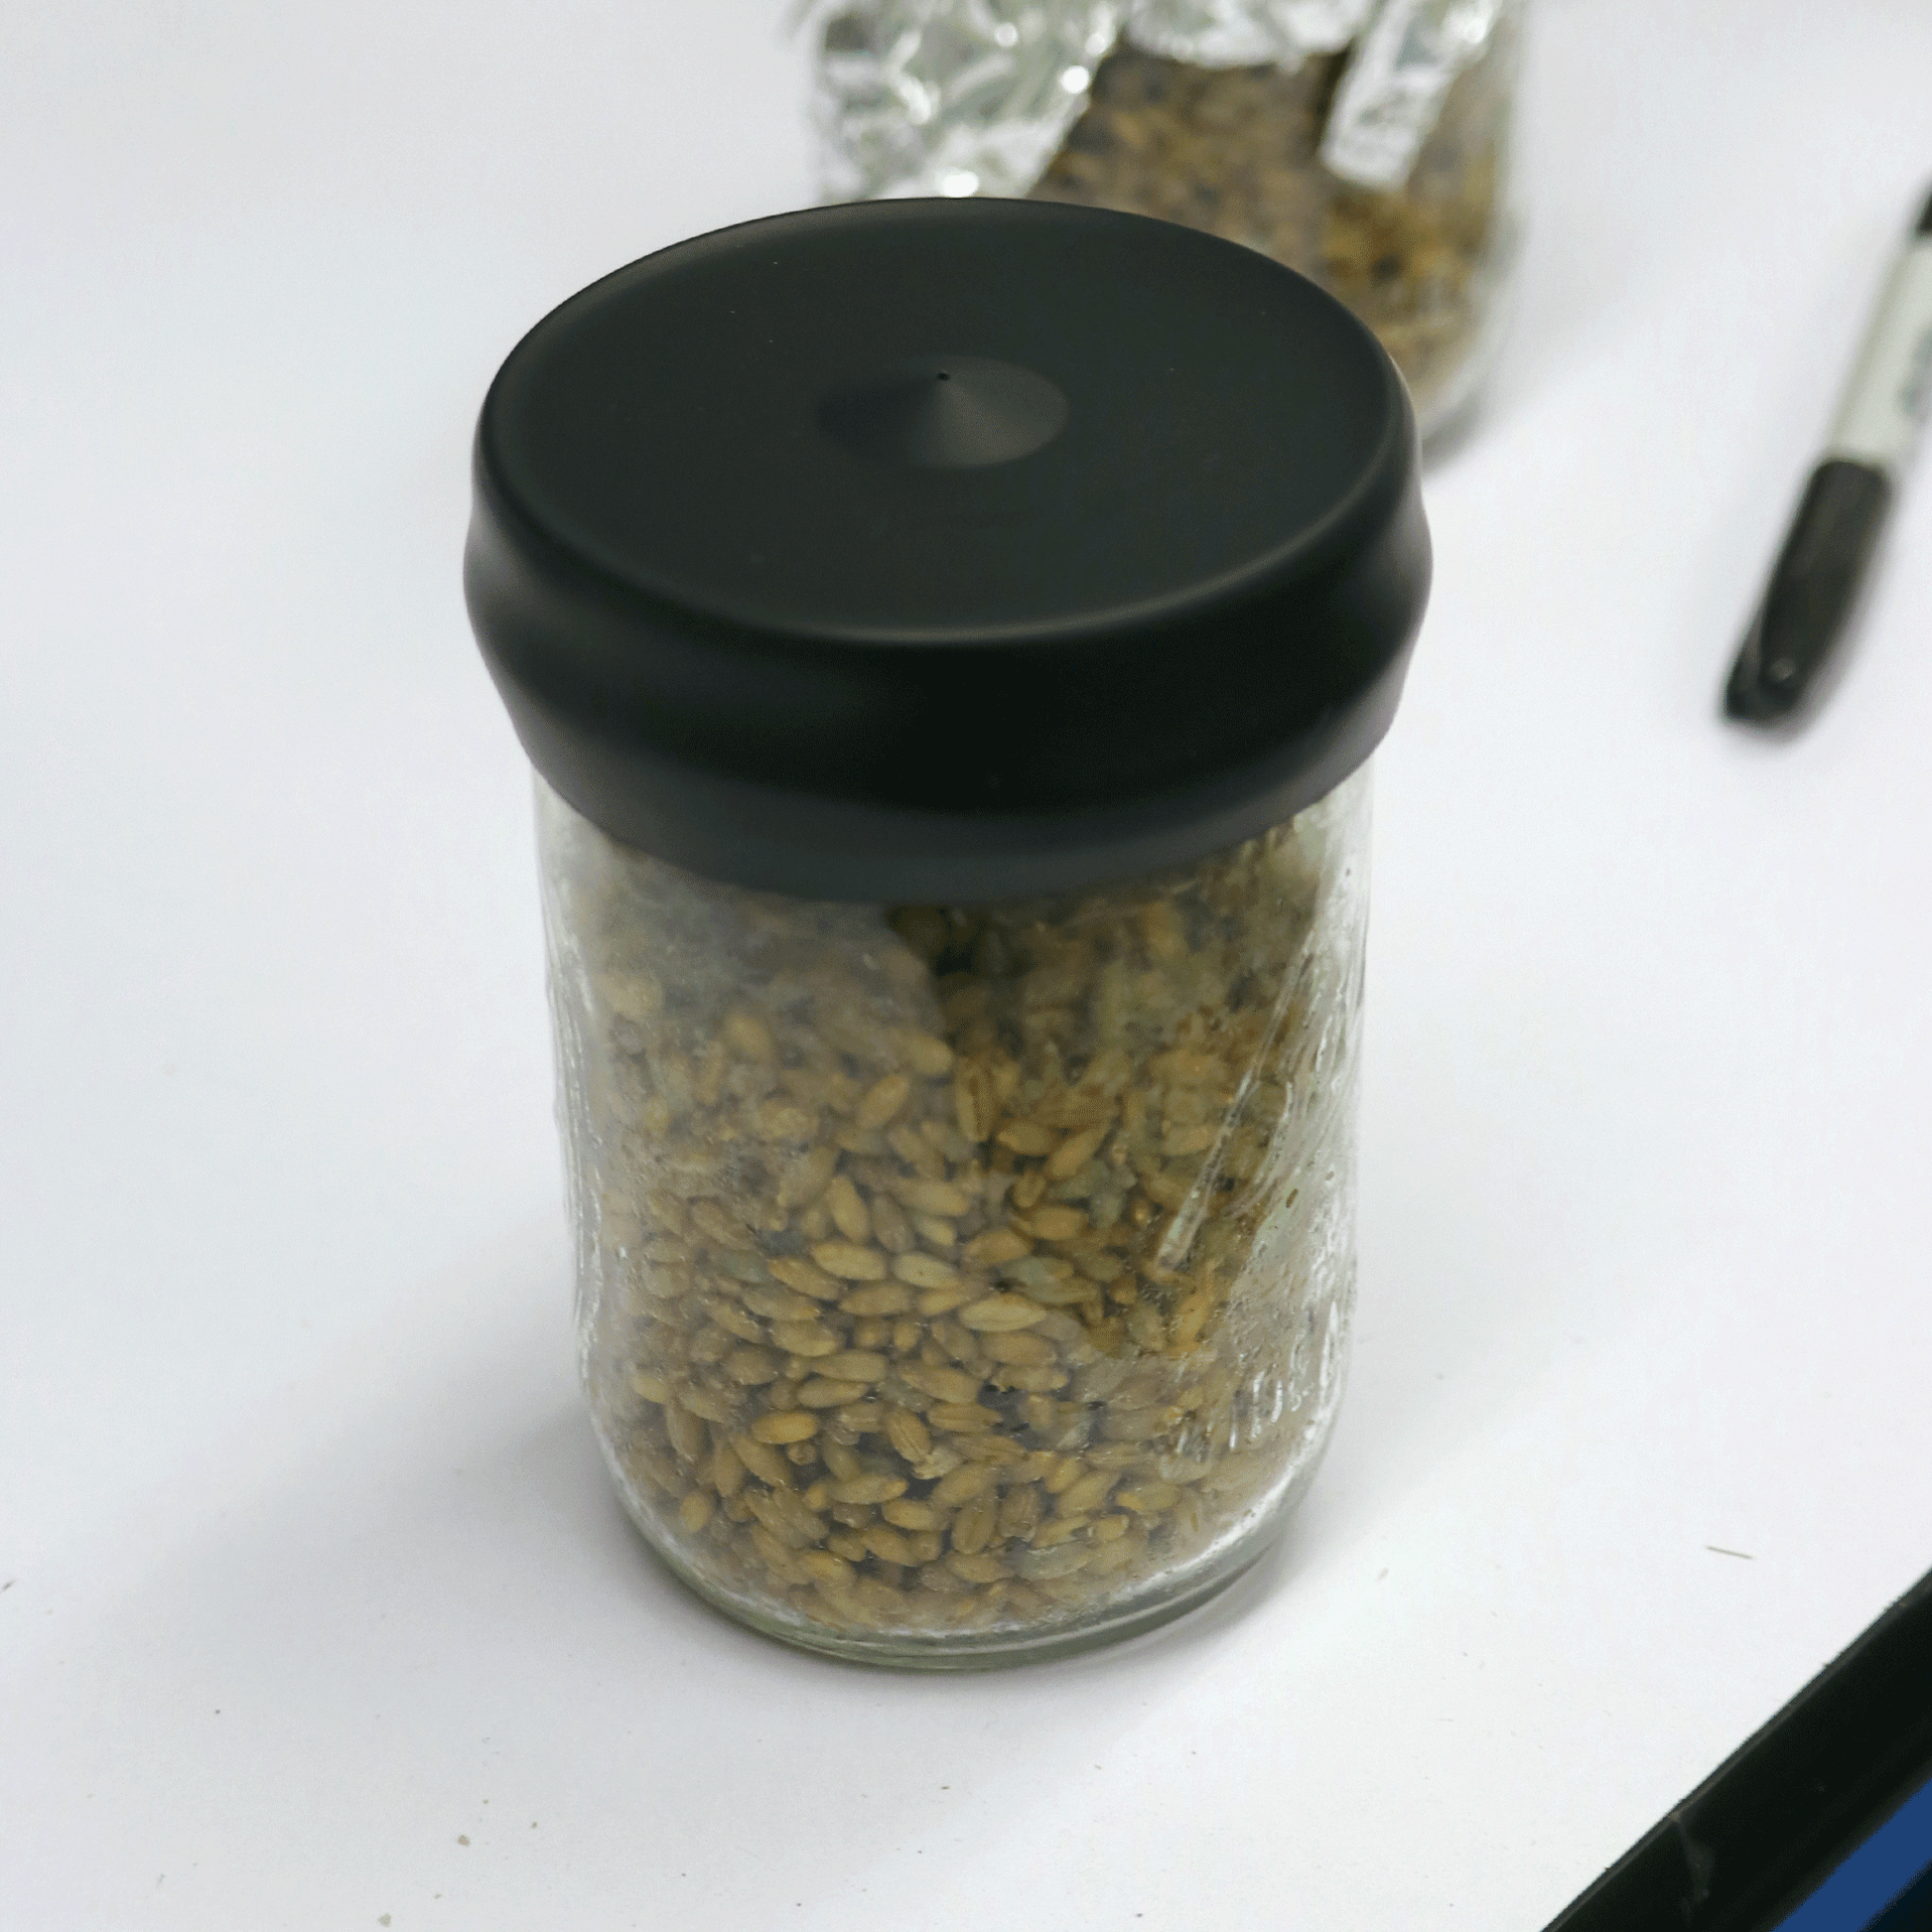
[543,769,1370,1666]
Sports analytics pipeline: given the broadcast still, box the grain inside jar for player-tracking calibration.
[547,770,1368,1653]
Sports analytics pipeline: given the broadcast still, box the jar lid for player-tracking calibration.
[467,198,1429,899]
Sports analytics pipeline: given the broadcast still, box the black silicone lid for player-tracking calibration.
[467,198,1430,900]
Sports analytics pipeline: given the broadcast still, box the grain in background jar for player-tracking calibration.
[467,199,1430,1666]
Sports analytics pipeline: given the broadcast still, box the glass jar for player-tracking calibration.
[808,0,1527,443]
[467,199,1430,1666]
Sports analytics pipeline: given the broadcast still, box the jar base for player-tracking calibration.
[623,1498,1294,1672]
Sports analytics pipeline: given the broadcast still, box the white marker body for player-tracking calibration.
[1829,234,1932,475]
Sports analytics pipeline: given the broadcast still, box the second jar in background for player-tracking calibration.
[810,0,1526,442]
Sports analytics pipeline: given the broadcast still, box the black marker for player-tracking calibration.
[1725,186,1932,726]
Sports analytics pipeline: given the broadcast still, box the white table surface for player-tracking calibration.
[5,1,1930,1925]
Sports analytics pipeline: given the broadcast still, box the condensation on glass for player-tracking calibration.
[541,768,1370,1667]
[806,0,1527,441]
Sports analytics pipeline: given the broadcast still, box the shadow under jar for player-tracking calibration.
[466,199,1431,1667]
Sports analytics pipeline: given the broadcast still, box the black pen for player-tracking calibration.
[1725,185,1932,726]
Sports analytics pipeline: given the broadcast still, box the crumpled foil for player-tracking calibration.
[1319,0,1510,189]
[806,0,1513,203]
[805,0,1124,201]
[1122,0,1374,68]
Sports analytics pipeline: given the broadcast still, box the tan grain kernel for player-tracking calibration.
[1019,1543,1094,1581]
[690,1201,756,1252]
[1032,1515,1088,1549]
[1151,1047,1221,1086]
[751,1526,806,1583]
[825,1174,870,1244]
[722,1011,776,1062]
[998,1485,1043,1538]
[870,1193,914,1254]
[1102,1403,1176,1442]
[980,1330,1055,1366]
[892,1030,955,1078]
[1058,1469,1117,1516]
[831,1474,907,1506]
[882,1412,929,1468]
[731,1434,790,1485]
[841,1283,912,1316]
[1170,1291,1213,1349]
[882,1498,941,1531]
[796,1378,869,1409]
[962,1226,1033,1267]
[1022,1394,1061,1435]
[889,1123,948,1180]
[952,1062,995,1143]
[912,1214,958,1249]
[772,1320,839,1358]
[679,1491,714,1534]
[1026,1204,1087,1241]
[932,1463,995,1506]
[916,1286,975,1316]
[627,1369,670,1404]
[811,1241,888,1281]
[664,1403,707,1464]
[1046,1124,1109,1179]
[1043,1455,1084,1496]
[959,1295,1048,1333]
[694,1040,728,1107]
[750,1410,817,1446]
[767,1256,844,1302]
[711,1441,746,1497]
[753,1099,817,1143]
[721,1346,780,1386]
[864,1525,917,1566]
[928,1401,1001,1431]
[996,1120,1057,1157]
[816,1350,889,1383]
[775,1143,839,1209]
[901,1363,983,1405]
[855,1072,912,1130]
[687,1326,735,1368]
[799,1551,856,1588]
[899,1177,973,1217]
[999,1364,1068,1394]
[707,1300,766,1345]
[950,1499,998,1556]
[891,1251,959,1290]
[946,1552,1011,1585]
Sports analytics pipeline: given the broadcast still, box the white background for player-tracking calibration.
[4,1,1930,1925]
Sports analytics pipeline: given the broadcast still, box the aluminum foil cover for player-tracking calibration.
[1319,0,1509,190]
[1124,0,1374,68]
[806,1,1124,201]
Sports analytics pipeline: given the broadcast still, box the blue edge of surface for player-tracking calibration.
[1774,1774,1932,1932]
[1545,1566,1932,1932]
